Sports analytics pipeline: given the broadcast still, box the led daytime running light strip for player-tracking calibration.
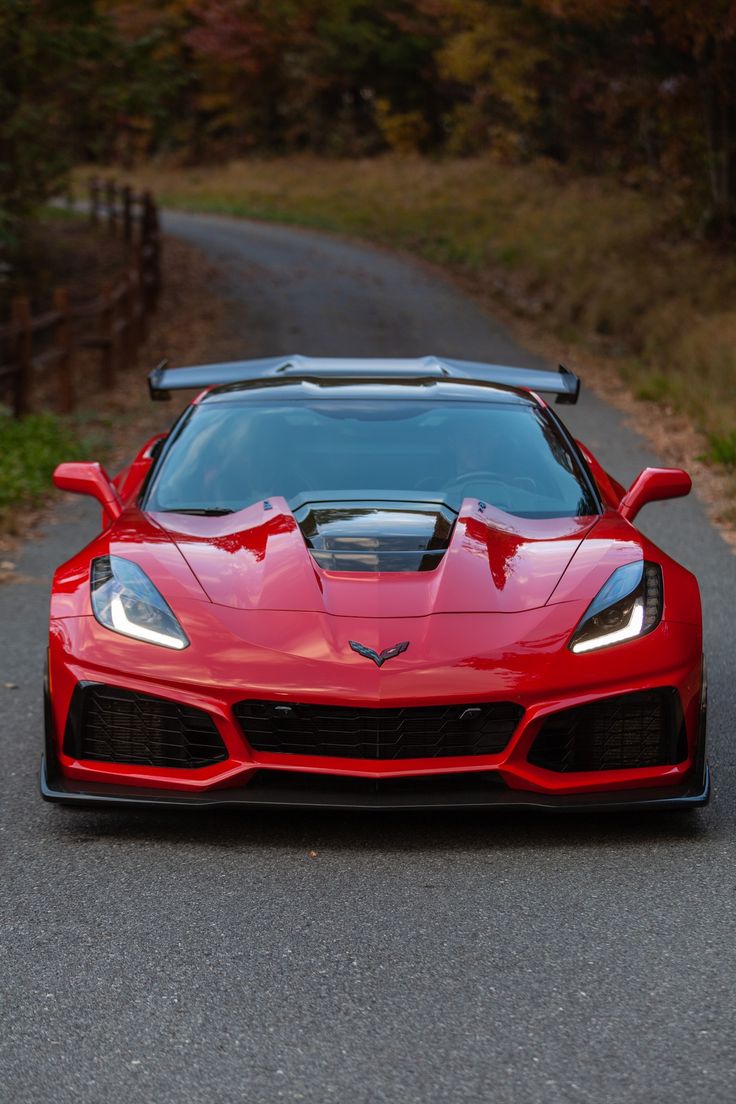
[571,598,645,654]
[110,594,188,650]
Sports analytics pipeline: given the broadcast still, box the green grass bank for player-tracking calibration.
[0,411,84,531]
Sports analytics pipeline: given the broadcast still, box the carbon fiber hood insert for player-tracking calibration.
[294,501,457,573]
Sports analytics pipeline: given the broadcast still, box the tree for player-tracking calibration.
[2,2,101,246]
[183,0,446,153]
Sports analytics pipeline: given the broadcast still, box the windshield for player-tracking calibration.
[143,398,598,519]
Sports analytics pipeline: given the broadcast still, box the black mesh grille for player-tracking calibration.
[527,688,685,772]
[233,700,523,759]
[64,683,228,768]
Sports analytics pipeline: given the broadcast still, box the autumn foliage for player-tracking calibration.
[4,0,736,236]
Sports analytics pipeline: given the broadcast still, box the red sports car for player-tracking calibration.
[42,357,709,810]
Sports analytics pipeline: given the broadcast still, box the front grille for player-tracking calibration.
[527,688,685,772]
[233,700,523,760]
[64,683,228,768]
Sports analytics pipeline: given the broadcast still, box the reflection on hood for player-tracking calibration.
[150,497,597,616]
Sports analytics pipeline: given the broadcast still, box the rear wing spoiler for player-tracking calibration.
[148,355,580,404]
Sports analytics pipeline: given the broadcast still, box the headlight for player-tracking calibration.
[91,556,189,650]
[569,561,662,654]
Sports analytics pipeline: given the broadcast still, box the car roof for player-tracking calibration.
[197,376,538,406]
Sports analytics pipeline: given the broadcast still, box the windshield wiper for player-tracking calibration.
[162,507,235,516]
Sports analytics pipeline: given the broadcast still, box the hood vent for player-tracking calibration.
[294,501,456,573]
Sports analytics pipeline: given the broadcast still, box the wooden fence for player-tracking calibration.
[0,180,162,417]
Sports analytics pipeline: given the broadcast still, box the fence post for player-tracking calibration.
[141,190,154,239]
[151,210,162,307]
[122,184,133,244]
[10,296,32,418]
[133,242,150,342]
[129,242,142,341]
[106,180,117,235]
[141,191,162,310]
[119,273,133,370]
[89,176,100,225]
[127,262,142,351]
[98,283,116,388]
[1,182,162,419]
[52,287,74,413]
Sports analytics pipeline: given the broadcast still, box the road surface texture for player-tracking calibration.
[1,211,734,1104]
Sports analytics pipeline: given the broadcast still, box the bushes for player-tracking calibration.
[0,409,82,525]
[707,432,736,469]
[374,101,431,154]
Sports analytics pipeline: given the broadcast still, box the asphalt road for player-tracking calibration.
[1,210,735,1104]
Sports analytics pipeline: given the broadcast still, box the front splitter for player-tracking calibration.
[40,756,710,812]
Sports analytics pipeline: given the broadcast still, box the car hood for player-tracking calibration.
[147,498,598,616]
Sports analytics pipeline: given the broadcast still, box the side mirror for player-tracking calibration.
[619,466,691,522]
[53,461,123,522]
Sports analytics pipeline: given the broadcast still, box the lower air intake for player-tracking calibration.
[64,683,227,768]
[527,688,685,772]
[233,700,523,760]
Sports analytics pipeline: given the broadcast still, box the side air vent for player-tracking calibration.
[527,689,685,772]
[63,683,228,768]
[294,501,456,572]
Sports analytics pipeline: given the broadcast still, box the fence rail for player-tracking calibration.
[0,179,162,417]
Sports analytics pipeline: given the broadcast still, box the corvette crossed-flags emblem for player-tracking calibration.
[349,640,410,667]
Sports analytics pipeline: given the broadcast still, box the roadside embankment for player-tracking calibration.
[0,213,224,547]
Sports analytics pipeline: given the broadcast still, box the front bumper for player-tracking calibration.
[41,754,710,811]
[46,609,708,810]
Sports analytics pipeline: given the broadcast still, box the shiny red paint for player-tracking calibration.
[619,466,692,521]
[145,500,596,616]
[53,461,122,524]
[49,592,701,796]
[46,390,705,806]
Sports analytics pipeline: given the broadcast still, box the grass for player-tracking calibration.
[0,409,86,529]
[89,154,736,468]
[38,202,86,222]
[707,430,736,468]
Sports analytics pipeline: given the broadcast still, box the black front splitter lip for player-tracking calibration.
[40,756,711,813]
